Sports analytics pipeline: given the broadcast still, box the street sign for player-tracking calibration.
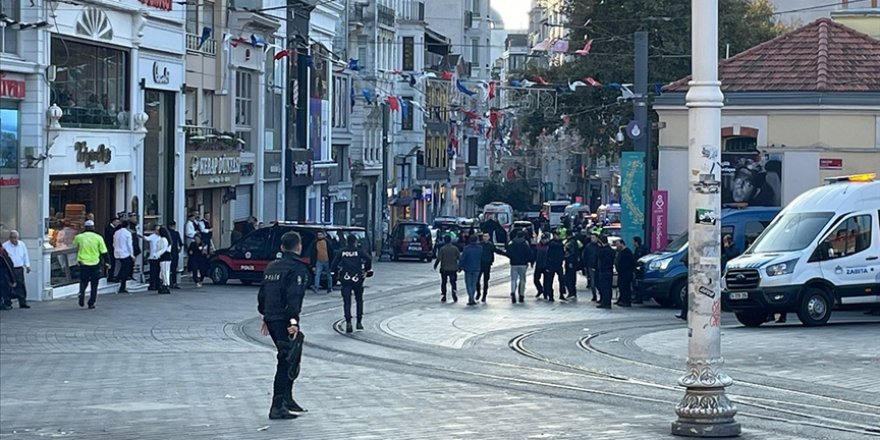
[626,120,644,140]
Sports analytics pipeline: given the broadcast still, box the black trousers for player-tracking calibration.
[598,273,614,307]
[107,254,116,281]
[10,267,27,306]
[440,270,458,296]
[533,267,545,295]
[267,320,304,408]
[78,264,101,306]
[475,264,491,297]
[170,253,180,286]
[587,268,598,300]
[564,264,578,297]
[543,266,565,299]
[341,281,364,321]
[115,257,133,292]
[148,260,160,290]
[617,272,633,305]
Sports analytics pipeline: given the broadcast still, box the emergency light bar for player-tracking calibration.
[824,173,876,184]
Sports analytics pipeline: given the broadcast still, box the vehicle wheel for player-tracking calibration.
[241,280,254,286]
[656,280,685,308]
[797,287,833,326]
[735,311,767,327]
[210,264,229,285]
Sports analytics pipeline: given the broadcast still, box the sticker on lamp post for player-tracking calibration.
[695,208,717,225]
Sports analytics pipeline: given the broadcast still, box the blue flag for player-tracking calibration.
[198,26,212,49]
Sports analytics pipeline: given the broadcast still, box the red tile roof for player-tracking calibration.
[664,18,880,93]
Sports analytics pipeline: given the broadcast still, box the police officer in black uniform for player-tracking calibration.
[332,234,373,333]
[257,231,309,420]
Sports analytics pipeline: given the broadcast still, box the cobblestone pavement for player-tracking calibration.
[1,259,878,439]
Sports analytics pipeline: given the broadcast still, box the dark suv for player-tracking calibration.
[208,222,370,286]
[387,221,433,262]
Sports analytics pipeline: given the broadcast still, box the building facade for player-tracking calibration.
[2,0,186,299]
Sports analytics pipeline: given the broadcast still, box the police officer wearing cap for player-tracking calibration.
[332,234,373,333]
[258,231,309,419]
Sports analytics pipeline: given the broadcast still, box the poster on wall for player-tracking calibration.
[720,152,782,207]
[619,151,645,247]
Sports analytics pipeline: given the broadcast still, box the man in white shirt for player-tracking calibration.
[1,230,31,308]
[145,224,162,291]
[184,212,198,247]
[199,212,214,251]
[113,221,134,293]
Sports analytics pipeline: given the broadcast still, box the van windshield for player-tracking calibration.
[664,233,689,252]
[748,212,834,253]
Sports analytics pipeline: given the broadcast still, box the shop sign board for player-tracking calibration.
[263,151,282,180]
[0,72,26,99]
[137,58,183,91]
[186,151,241,188]
[288,149,313,187]
[75,141,112,168]
[819,158,843,170]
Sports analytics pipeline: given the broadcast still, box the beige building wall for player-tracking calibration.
[658,108,880,180]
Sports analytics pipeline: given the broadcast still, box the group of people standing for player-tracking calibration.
[433,225,648,309]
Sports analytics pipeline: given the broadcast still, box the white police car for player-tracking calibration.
[722,174,880,326]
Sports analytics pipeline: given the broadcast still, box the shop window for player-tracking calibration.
[184,88,197,125]
[51,37,129,129]
[0,101,19,175]
[1,0,19,54]
[401,96,413,131]
[201,90,214,126]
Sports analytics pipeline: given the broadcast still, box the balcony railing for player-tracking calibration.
[186,33,217,55]
[378,4,395,27]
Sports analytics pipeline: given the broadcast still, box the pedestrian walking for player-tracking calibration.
[307,231,335,294]
[104,217,121,281]
[543,231,566,301]
[595,235,615,309]
[113,220,134,293]
[257,231,309,420]
[73,220,109,309]
[504,230,533,303]
[614,239,636,307]
[187,235,210,287]
[582,232,600,302]
[532,235,550,299]
[156,227,172,294]
[184,212,198,248]
[2,230,30,308]
[563,233,582,300]
[460,235,482,306]
[145,224,162,291]
[433,234,460,303]
[167,221,183,289]
[475,233,496,303]
[0,247,17,310]
[331,234,373,333]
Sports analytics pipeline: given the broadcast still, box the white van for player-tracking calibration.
[722,174,880,326]
[542,201,569,227]
[482,202,513,231]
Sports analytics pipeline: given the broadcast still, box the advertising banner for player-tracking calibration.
[650,190,668,252]
[620,151,645,247]
[720,152,782,207]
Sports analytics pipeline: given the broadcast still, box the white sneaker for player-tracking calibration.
[196,282,202,288]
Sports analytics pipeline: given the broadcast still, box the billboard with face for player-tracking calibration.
[721,152,782,207]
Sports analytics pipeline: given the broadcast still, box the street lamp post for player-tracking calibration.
[671,0,741,437]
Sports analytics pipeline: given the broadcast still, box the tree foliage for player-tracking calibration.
[475,179,534,212]
[518,0,787,161]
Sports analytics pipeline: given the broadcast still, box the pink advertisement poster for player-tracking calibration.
[651,190,668,252]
